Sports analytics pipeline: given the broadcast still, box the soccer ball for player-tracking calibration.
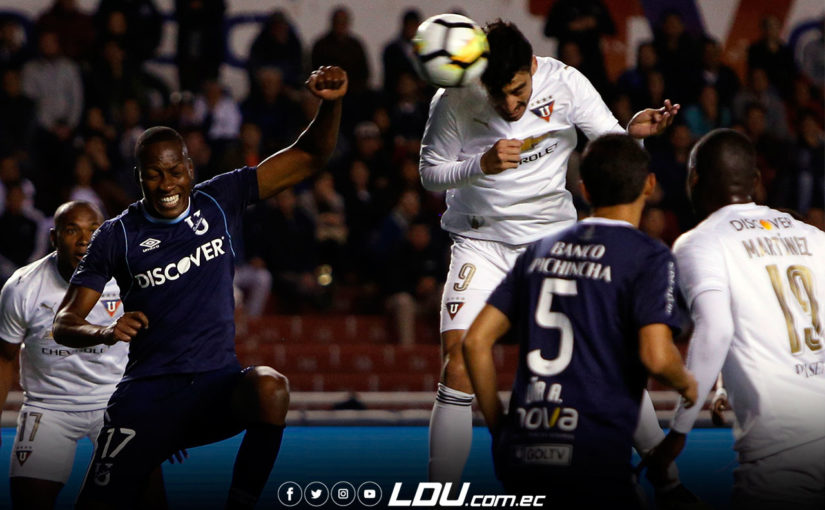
[412,14,489,88]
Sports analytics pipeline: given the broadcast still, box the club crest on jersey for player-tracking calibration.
[102,299,122,317]
[446,302,464,320]
[185,210,209,235]
[15,450,31,465]
[93,462,114,486]
[140,238,161,252]
[530,100,555,122]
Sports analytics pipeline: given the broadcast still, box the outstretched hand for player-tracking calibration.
[627,99,680,139]
[306,66,348,101]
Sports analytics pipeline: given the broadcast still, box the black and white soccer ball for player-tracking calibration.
[412,14,489,88]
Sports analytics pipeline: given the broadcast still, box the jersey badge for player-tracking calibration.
[102,298,122,317]
[15,450,31,466]
[93,462,114,486]
[185,210,209,235]
[140,238,161,252]
[446,302,465,320]
[530,100,555,122]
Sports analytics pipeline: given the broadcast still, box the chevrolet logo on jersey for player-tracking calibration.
[135,237,225,288]
[529,100,555,122]
[520,130,555,152]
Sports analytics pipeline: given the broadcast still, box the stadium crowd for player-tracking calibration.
[0,1,822,337]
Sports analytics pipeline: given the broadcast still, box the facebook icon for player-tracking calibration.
[277,481,302,507]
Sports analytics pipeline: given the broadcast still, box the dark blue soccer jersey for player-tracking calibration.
[487,217,681,475]
[71,167,259,380]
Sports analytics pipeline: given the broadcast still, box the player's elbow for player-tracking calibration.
[418,165,451,192]
[641,347,675,377]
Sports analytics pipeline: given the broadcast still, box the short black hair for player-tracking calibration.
[692,128,756,190]
[135,126,186,167]
[481,20,532,94]
[580,134,651,207]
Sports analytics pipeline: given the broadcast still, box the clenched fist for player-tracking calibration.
[102,311,149,344]
[481,139,522,175]
[306,66,348,101]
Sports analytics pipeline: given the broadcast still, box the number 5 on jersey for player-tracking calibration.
[529,278,577,376]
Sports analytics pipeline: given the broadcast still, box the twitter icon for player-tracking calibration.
[304,481,329,507]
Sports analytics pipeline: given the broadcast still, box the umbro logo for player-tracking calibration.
[140,238,161,252]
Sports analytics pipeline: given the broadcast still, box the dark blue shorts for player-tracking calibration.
[78,364,249,508]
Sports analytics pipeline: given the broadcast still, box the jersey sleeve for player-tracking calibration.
[195,166,260,217]
[631,243,682,333]
[565,66,623,139]
[0,273,28,344]
[419,89,485,192]
[672,230,729,307]
[71,220,124,293]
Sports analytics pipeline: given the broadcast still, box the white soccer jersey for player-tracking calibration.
[0,252,127,411]
[672,203,825,461]
[419,56,623,245]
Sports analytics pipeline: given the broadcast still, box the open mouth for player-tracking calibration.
[159,194,180,208]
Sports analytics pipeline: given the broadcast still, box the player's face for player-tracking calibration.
[488,70,533,122]
[139,140,194,219]
[53,205,103,271]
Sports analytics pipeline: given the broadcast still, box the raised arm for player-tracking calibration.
[256,66,348,200]
[53,285,148,348]
[462,304,512,434]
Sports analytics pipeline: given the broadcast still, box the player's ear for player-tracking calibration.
[642,173,656,199]
[49,227,57,250]
[186,157,194,178]
[133,166,140,185]
[578,180,591,205]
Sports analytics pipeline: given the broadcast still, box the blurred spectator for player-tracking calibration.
[544,0,614,95]
[797,18,823,88]
[234,258,272,318]
[0,69,36,155]
[0,182,41,267]
[733,67,790,139]
[85,40,149,121]
[299,171,348,270]
[220,122,264,171]
[786,76,825,133]
[617,42,658,110]
[748,15,795,98]
[382,9,422,101]
[312,6,370,96]
[242,67,304,154]
[740,102,793,203]
[653,10,701,102]
[0,16,32,70]
[383,221,443,345]
[192,79,242,145]
[175,0,226,93]
[117,98,145,165]
[68,153,106,215]
[247,10,303,91]
[36,0,95,62]
[22,30,83,134]
[684,86,732,138]
[698,38,740,105]
[781,110,824,215]
[94,0,162,69]
[389,72,428,151]
[0,155,36,214]
[245,190,321,312]
[182,128,218,182]
[341,159,380,278]
[312,6,373,130]
[643,70,667,112]
[649,124,694,230]
[82,106,117,142]
[371,188,420,264]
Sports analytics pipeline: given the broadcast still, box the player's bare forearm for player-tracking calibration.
[463,305,511,433]
[256,66,346,199]
[0,341,20,425]
[639,324,698,407]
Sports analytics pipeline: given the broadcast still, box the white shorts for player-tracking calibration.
[439,235,529,333]
[9,403,104,484]
[733,437,825,510]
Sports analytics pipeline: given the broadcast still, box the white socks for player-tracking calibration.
[428,383,475,483]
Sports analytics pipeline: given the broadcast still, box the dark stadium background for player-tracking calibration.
[0,0,821,508]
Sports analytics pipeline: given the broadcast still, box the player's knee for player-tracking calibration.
[251,367,290,411]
